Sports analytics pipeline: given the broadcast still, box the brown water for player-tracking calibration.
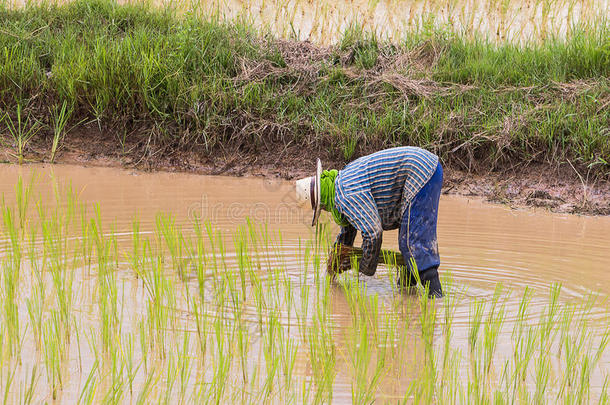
[4,163,608,296]
[1,163,609,402]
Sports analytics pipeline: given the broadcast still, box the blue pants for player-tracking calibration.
[398,162,442,285]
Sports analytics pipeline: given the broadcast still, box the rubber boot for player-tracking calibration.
[420,266,443,299]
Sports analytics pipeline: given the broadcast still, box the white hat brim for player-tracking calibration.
[311,158,322,226]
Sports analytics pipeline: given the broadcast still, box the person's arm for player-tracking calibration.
[335,223,357,246]
[358,227,382,276]
[338,192,383,276]
[326,223,357,276]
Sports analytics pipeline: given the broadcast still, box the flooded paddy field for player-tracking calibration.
[0,163,609,403]
[8,0,608,43]
[194,0,610,43]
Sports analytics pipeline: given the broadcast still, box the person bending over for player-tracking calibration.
[296,146,443,298]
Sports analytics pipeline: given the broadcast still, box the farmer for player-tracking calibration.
[295,146,443,298]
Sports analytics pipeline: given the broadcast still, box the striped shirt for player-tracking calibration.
[334,147,439,275]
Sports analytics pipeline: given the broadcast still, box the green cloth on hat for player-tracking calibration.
[320,170,350,227]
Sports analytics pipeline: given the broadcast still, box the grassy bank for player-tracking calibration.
[0,0,608,179]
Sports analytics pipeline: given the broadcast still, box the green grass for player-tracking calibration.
[0,0,608,179]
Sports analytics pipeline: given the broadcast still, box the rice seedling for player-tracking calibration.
[482,285,505,375]
[42,311,64,400]
[134,369,156,405]
[2,207,22,358]
[20,365,39,405]
[177,330,192,401]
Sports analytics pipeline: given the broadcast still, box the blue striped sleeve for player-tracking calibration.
[336,191,382,276]
[336,223,357,246]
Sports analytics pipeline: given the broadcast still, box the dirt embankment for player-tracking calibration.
[13,127,609,216]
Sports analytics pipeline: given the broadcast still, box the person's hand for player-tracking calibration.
[327,244,353,276]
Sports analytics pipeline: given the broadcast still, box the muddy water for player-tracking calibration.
[4,163,608,296]
[1,163,610,401]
